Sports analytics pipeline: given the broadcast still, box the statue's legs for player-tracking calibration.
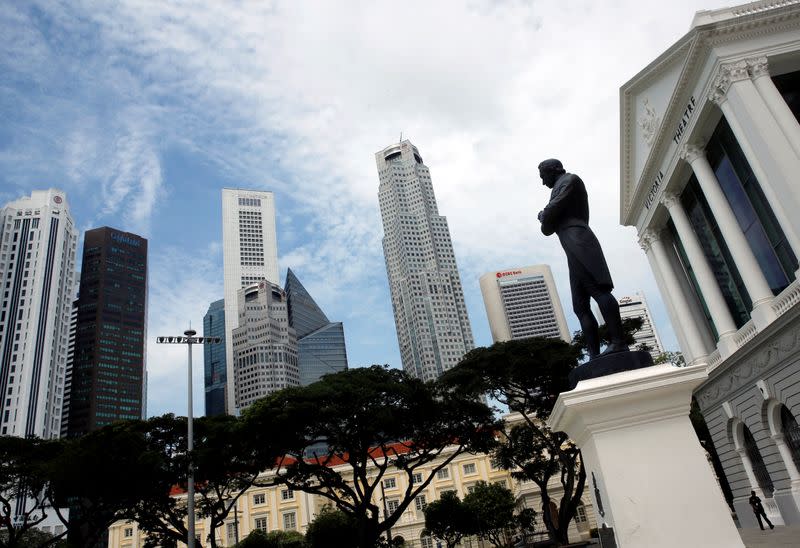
[573,289,601,359]
[592,289,628,354]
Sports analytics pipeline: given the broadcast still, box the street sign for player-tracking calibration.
[156,336,221,344]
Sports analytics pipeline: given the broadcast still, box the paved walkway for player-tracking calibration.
[739,524,800,547]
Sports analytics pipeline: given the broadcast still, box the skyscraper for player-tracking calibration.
[64,227,148,437]
[479,265,571,343]
[377,140,474,381]
[232,281,298,411]
[284,268,348,385]
[0,189,78,438]
[222,189,279,414]
[617,291,664,360]
[203,299,226,417]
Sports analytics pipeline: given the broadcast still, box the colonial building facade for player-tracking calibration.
[107,439,597,548]
[620,0,800,527]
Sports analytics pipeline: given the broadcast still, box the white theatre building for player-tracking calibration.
[221,189,280,414]
[0,189,77,439]
[479,265,571,344]
[620,0,800,527]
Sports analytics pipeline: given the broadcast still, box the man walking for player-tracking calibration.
[749,490,774,530]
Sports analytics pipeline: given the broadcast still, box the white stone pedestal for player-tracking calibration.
[549,364,743,548]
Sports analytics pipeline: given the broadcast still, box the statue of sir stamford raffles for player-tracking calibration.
[537,159,628,360]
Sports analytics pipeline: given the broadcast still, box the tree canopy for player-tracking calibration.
[422,491,470,548]
[440,337,584,546]
[305,505,358,548]
[245,365,499,548]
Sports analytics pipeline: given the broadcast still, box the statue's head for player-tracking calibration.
[538,158,565,188]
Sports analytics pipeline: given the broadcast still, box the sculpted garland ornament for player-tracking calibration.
[638,98,661,148]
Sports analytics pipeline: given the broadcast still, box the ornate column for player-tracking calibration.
[709,60,800,267]
[749,56,800,159]
[640,233,693,362]
[771,433,800,487]
[680,143,776,329]
[641,229,710,364]
[661,193,738,357]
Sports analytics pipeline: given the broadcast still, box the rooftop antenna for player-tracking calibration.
[399,131,403,144]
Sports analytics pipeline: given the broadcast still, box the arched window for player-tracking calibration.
[743,424,774,496]
[780,405,800,470]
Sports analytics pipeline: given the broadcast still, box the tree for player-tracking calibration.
[461,482,519,547]
[0,527,67,548]
[237,530,305,548]
[50,419,182,548]
[0,436,67,548]
[119,415,190,548]
[422,491,470,548]
[653,350,685,366]
[571,317,644,360]
[305,505,357,548]
[440,337,583,546]
[244,366,499,548]
[193,415,278,548]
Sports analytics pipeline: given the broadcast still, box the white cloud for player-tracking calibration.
[2,0,738,415]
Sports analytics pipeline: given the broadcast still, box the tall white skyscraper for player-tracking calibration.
[232,281,298,412]
[0,189,77,438]
[221,189,279,414]
[479,265,571,344]
[617,291,664,360]
[377,140,474,381]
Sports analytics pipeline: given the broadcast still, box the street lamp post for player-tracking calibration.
[156,329,221,548]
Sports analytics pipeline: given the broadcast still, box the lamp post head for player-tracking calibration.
[184,328,197,337]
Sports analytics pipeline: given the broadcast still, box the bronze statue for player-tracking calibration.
[537,159,627,359]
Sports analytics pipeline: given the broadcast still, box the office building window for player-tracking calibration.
[283,512,297,530]
[281,489,294,501]
[227,523,237,544]
[411,472,423,484]
[386,499,399,513]
[706,118,797,293]
[253,493,265,505]
[462,462,476,475]
[383,477,396,489]
[124,527,133,538]
[254,516,268,532]
[414,494,428,511]
[436,467,449,480]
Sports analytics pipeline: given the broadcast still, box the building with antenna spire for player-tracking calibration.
[376,139,474,381]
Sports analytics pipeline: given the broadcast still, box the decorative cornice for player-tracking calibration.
[680,143,705,163]
[748,55,770,79]
[661,192,680,210]
[696,316,800,410]
[620,5,800,227]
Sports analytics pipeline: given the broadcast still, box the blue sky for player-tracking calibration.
[0,0,733,417]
